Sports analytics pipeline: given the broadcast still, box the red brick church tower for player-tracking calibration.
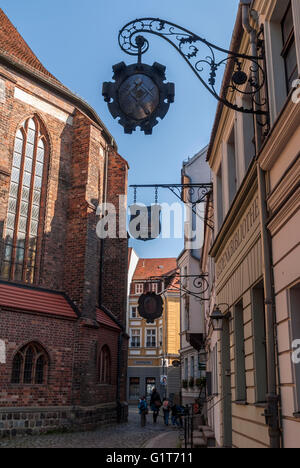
[0,8,129,437]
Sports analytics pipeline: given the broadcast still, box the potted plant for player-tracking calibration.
[189,377,195,388]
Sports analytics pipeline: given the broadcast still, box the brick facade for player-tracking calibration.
[0,9,129,437]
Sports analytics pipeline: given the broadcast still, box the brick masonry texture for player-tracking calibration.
[0,10,129,438]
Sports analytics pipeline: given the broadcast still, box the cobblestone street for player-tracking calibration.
[0,407,180,449]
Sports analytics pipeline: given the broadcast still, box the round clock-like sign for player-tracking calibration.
[138,292,163,323]
[118,74,160,121]
[103,61,175,135]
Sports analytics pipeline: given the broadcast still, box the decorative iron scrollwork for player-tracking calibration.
[119,18,269,117]
[130,183,213,229]
[150,272,210,301]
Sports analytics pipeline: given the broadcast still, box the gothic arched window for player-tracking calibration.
[99,345,111,384]
[1,117,48,283]
[11,342,48,385]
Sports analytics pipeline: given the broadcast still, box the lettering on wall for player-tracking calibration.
[0,340,6,364]
[0,79,6,104]
[217,197,259,277]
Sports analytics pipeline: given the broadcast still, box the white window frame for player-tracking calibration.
[130,329,141,348]
[135,283,144,295]
[146,328,157,348]
[131,306,138,319]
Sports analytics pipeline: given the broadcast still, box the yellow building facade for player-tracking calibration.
[127,258,181,403]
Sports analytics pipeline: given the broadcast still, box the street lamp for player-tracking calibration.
[209,304,230,331]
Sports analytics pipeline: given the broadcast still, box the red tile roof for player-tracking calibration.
[166,273,181,292]
[133,258,177,281]
[0,8,64,88]
[0,282,78,319]
[96,308,121,331]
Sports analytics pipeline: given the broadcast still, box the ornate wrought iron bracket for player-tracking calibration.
[150,273,210,301]
[130,183,214,230]
[119,18,269,117]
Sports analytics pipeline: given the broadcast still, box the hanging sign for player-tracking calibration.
[103,61,175,135]
[138,292,163,323]
[129,204,161,241]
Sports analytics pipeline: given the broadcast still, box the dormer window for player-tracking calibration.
[135,283,144,295]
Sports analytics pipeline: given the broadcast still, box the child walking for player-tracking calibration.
[138,396,148,427]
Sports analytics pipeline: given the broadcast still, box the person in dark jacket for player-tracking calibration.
[138,396,148,427]
[171,403,180,427]
[162,398,171,426]
[150,388,162,424]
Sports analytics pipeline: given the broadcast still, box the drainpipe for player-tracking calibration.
[241,1,281,449]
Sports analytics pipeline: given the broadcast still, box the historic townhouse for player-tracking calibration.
[200,192,221,440]
[177,146,210,405]
[205,0,300,448]
[127,258,181,403]
[0,9,129,437]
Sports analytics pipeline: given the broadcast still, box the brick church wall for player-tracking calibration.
[0,31,129,436]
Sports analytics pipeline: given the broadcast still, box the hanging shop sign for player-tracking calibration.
[129,204,161,241]
[138,292,163,323]
[103,59,175,135]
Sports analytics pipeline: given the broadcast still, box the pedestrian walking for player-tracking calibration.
[150,388,162,424]
[171,403,180,427]
[138,396,148,427]
[162,398,171,426]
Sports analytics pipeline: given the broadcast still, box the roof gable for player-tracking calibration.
[133,258,177,280]
[0,8,63,87]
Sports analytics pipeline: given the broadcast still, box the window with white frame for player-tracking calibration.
[281,2,297,92]
[146,329,156,348]
[226,126,237,206]
[135,283,144,295]
[150,282,158,294]
[130,329,141,348]
[216,165,224,231]
[131,306,138,319]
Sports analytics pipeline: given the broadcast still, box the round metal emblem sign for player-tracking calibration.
[103,61,175,135]
[118,74,160,121]
[138,292,163,323]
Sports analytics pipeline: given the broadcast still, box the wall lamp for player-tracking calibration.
[210,303,231,332]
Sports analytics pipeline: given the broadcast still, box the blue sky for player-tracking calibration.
[1,0,239,259]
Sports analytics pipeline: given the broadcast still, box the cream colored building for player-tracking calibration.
[178,147,211,405]
[127,258,181,403]
[204,0,300,448]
